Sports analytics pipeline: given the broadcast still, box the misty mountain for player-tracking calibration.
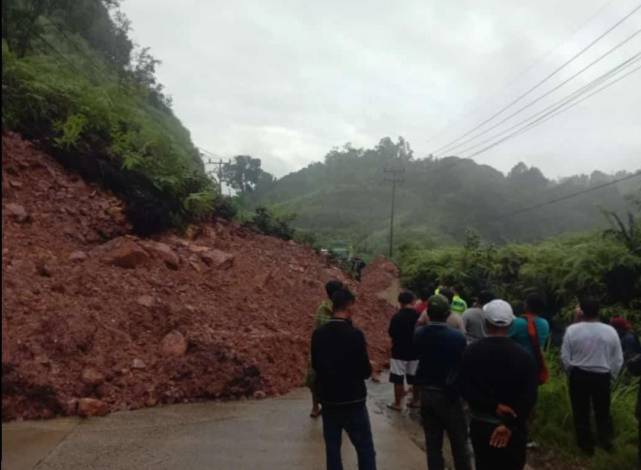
[249,137,639,255]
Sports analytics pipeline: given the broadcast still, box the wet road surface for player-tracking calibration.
[2,380,431,470]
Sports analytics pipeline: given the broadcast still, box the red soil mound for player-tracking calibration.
[1,133,397,420]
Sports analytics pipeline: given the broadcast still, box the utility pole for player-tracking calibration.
[206,158,228,193]
[384,159,405,259]
[200,147,230,193]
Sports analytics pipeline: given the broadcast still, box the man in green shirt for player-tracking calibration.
[306,280,344,418]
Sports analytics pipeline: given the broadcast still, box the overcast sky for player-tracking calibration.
[122,0,641,179]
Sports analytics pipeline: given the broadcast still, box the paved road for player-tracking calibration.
[2,383,429,470]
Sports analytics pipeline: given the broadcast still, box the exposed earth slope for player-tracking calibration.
[2,133,398,421]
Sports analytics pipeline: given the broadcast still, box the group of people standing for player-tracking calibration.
[307,280,639,470]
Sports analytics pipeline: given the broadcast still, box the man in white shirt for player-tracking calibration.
[561,297,623,455]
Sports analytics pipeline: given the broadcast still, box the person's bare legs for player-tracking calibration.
[310,389,322,418]
[408,385,421,408]
[389,383,405,410]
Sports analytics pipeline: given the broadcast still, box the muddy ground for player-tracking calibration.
[2,133,398,420]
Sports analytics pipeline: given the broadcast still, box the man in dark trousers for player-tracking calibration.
[388,290,420,410]
[459,299,538,470]
[306,280,345,418]
[414,294,471,470]
[627,351,641,465]
[311,288,376,470]
[561,297,623,454]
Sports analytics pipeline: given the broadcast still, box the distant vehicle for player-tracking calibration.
[327,240,351,260]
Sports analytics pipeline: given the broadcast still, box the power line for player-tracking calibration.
[199,147,232,192]
[456,51,641,156]
[436,27,641,157]
[500,61,641,141]
[494,171,641,220]
[424,0,618,146]
[431,2,641,156]
[462,57,641,159]
[407,56,639,188]
[199,147,226,159]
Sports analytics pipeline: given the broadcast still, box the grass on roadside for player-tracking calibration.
[530,352,638,470]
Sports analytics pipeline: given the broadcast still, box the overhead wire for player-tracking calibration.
[462,57,641,159]
[493,171,641,220]
[455,51,641,156]
[436,27,641,157]
[431,2,641,156]
[424,0,619,146]
[408,57,640,184]
[496,61,641,142]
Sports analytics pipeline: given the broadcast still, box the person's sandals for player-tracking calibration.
[386,403,402,411]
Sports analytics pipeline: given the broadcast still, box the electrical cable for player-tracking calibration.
[436,27,641,156]
[424,0,618,146]
[462,59,641,159]
[493,171,641,220]
[456,51,641,156]
[431,2,641,155]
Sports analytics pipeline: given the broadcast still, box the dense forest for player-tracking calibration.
[2,0,216,234]
[248,137,639,254]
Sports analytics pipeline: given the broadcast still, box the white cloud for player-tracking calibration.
[122,0,641,178]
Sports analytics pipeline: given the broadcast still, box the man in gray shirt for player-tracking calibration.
[462,291,495,344]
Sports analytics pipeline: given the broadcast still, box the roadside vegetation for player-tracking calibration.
[2,0,216,234]
[399,195,641,469]
[532,353,638,470]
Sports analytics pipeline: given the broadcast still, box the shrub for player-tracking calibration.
[293,230,320,250]
[212,195,238,220]
[531,352,638,470]
[399,231,641,320]
[243,207,295,240]
[2,5,217,234]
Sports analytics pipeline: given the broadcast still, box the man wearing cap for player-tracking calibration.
[413,294,471,470]
[458,299,538,470]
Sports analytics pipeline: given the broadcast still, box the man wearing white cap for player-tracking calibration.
[458,300,538,470]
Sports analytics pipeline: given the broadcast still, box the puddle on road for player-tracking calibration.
[367,377,427,453]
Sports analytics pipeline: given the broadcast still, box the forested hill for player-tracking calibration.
[249,137,639,254]
[2,0,215,235]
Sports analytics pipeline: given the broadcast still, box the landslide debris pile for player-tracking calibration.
[2,133,398,420]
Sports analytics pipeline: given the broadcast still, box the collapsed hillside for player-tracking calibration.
[2,133,398,421]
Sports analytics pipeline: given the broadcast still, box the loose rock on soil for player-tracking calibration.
[2,132,398,420]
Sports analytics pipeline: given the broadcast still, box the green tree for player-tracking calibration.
[223,155,274,194]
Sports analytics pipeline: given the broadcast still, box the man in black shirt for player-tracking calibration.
[414,294,471,470]
[458,299,538,470]
[388,290,420,410]
[311,288,376,470]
